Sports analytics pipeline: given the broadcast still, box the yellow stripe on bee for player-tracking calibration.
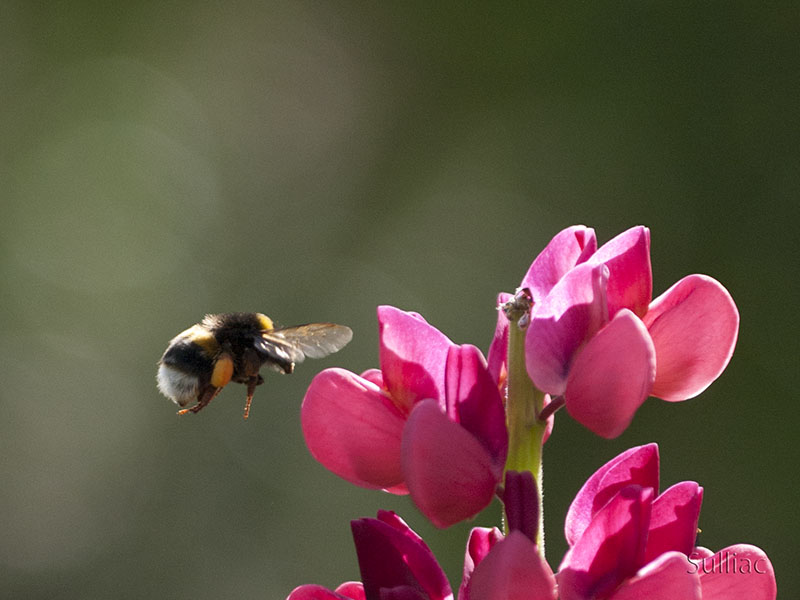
[256,313,274,331]
[211,353,234,388]
[185,324,219,355]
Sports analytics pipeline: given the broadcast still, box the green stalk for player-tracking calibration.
[503,314,547,556]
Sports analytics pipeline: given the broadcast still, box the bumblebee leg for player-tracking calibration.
[177,385,221,415]
[242,376,259,420]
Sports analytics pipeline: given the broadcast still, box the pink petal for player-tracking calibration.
[351,512,453,600]
[645,481,703,562]
[564,309,656,439]
[696,545,776,600]
[487,293,512,388]
[360,368,384,388]
[445,345,508,468]
[587,226,652,319]
[287,584,358,600]
[378,306,454,412]
[301,368,407,491]
[565,443,660,547]
[690,546,714,560]
[458,527,504,600]
[610,552,701,600]
[468,531,557,600]
[334,583,365,600]
[402,399,501,528]
[378,587,428,600]
[643,274,740,401]
[373,509,429,543]
[384,482,410,495]
[525,262,609,395]
[519,225,597,304]
[558,486,653,600]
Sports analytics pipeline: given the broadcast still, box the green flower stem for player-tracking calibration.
[504,317,547,555]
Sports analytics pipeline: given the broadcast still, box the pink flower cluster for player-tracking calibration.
[290,226,774,599]
[289,446,775,600]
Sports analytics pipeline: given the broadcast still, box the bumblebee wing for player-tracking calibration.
[259,323,353,364]
[253,334,297,367]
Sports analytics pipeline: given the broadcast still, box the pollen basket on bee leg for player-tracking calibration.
[210,353,234,388]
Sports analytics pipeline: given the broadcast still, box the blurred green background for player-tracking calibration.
[1,2,796,598]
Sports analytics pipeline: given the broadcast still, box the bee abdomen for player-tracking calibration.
[157,363,200,407]
[158,335,215,406]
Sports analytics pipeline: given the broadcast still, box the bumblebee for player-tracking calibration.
[157,312,352,419]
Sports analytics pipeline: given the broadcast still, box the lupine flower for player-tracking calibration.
[458,527,504,600]
[459,471,557,600]
[521,225,739,438]
[287,511,452,600]
[466,531,557,600]
[302,306,507,527]
[557,444,776,600]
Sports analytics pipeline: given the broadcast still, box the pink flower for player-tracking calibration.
[458,527,504,600]
[463,530,558,600]
[458,471,556,600]
[287,511,452,600]
[459,473,557,600]
[522,225,739,438]
[302,306,507,527]
[557,444,776,600]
